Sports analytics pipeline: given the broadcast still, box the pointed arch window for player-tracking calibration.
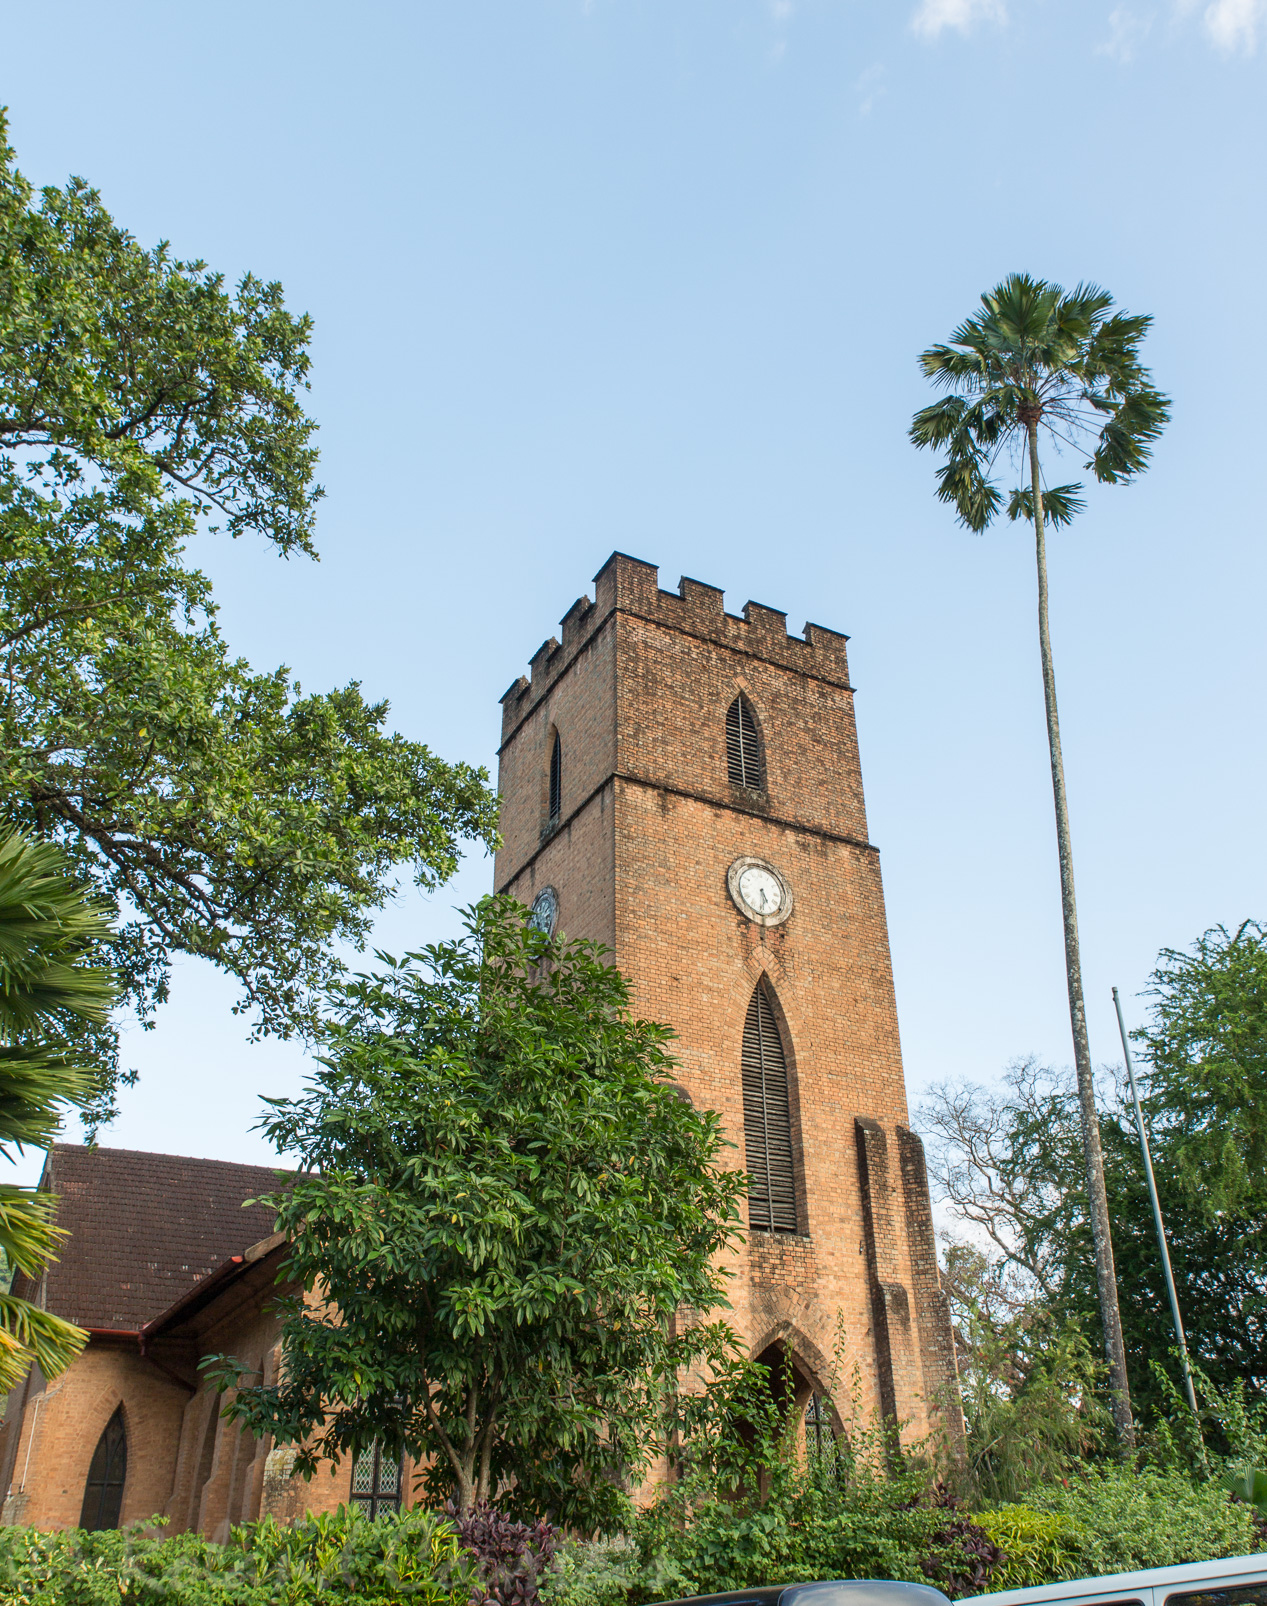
[726,695,763,790]
[741,982,798,1233]
[548,731,562,825]
[80,1405,127,1530]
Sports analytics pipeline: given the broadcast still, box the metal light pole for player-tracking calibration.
[1112,985,1202,1433]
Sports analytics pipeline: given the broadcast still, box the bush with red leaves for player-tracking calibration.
[450,1502,561,1606]
[921,1513,1005,1599]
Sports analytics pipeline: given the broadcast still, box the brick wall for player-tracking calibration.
[0,1343,187,1530]
[0,1254,361,1538]
[496,554,962,1447]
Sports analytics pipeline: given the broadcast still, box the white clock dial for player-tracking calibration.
[727,857,793,926]
[738,866,783,915]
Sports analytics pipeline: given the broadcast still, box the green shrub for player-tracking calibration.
[0,1504,478,1605]
[622,1469,1005,1602]
[972,1469,1262,1594]
[974,1506,1081,1591]
[1027,1466,1260,1577]
[540,1538,638,1606]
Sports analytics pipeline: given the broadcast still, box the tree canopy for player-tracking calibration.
[0,829,116,1386]
[0,116,498,1127]
[922,922,1267,1430]
[211,898,747,1529]
[909,272,1169,535]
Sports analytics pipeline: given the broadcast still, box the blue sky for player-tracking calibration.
[3,0,1264,1178]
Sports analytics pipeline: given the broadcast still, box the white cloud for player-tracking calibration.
[1096,5,1153,59]
[1175,0,1266,49]
[910,0,1007,40]
[1200,0,1265,50]
[766,0,794,62]
[855,62,887,116]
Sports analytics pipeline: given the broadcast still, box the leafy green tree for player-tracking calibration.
[211,897,748,1528]
[1137,921,1267,1221]
[0,115,497,1126]
[910,274,1170,1445]
[939,1240,1109,1504]
[922,1018,1267,1432]
[0,829,116,1386]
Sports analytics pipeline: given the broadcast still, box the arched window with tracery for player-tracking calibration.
[741,981,798,1233]
[548,731,562,825]
[80,1405,127,1530]
[726,695,764,790]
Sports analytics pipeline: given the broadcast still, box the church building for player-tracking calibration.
[496,553,961,1447]
[0,552,959,1535]
[0,1147,391,1537]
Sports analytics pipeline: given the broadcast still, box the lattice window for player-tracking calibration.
[726,695,763,790]
[805,1392,839,1478]
[80,1405,127,1530]
[741,982,798,1233]
[350,1440,403,1518]
[548,732,562,825]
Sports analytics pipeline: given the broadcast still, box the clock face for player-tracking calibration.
[738,865,783,916]
[530,887,558,935]
[727,857,793,927]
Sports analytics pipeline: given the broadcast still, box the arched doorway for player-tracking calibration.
[752,1340,841,1479]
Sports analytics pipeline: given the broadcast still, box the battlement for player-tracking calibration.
[499,552,851,739]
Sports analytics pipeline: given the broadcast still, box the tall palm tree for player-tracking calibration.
[909,274,1170,1447]
[0,830,117,1388]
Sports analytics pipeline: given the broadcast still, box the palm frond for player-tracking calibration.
[0,1047,88,1151]
[0,830,117,1391]
[911,272,1169,530]
[0,833,117,1039]
[1006,484,1087,529]
[935,453,1003,533]
[1088,385,1170,483]
[0,1294,87,1388]
[0,1183,68,1279]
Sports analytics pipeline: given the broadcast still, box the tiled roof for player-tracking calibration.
[32,1146,290,1331]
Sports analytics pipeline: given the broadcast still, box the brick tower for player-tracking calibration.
[494,553,961,1448]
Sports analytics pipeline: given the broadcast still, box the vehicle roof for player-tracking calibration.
[649,1583,949,1606]
[968,1551,1267,1606]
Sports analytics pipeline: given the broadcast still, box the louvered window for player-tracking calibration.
[726,696,763,790]
[548,732,562,825]
[80,1406,128,1530]
[742,982,798,1233]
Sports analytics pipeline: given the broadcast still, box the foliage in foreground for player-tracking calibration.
[0,1505,478,1606]
[0,114,497,1127]
[210,897,748,1528]
[0,829,116,1385]
[0,1456,1259,1606]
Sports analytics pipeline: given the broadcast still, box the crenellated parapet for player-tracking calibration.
[500,551,851,742]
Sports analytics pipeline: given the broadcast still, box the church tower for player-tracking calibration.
[494,553,961,1447]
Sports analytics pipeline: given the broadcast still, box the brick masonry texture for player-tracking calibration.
[496,553,963,1450]
[0,1154,364,1537]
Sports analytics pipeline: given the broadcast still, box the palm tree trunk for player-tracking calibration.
[1027,421,1135,1448]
